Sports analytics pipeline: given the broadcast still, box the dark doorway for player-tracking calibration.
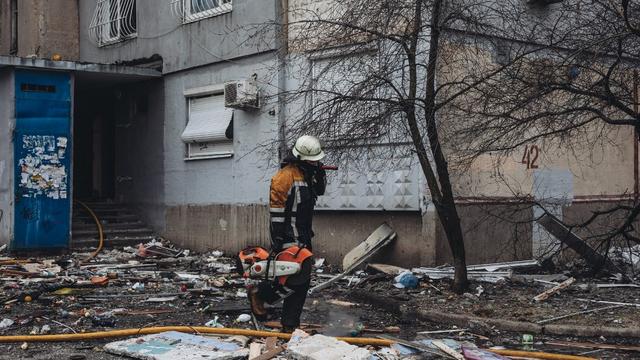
[73,86,116,200]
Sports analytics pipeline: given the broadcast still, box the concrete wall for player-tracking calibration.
[162,53,279,207]
[165,203,270,253]
[0,0,79,58]
[161,53,280,248]
[0,69,14,246]
[312,211,435,268]
[436,203,533,266]
[78,0,277,74]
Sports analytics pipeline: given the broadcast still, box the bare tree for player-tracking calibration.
[271,0,541,292]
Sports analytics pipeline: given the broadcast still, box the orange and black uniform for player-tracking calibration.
[269,160,325,251]
[257,157,326,330]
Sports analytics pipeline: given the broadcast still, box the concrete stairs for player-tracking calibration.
[72,201,156,248]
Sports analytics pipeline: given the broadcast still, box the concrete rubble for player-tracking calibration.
[286,329,372,360]
[0,238,639,359]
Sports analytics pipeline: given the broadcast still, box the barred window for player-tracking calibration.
[89,0,137,46]
[170,0,232,23]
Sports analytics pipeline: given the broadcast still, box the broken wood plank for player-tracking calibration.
[432,340,465,360]
[367,263,408,275]
[326,299,358,307]
[251,345,284,360]
[363,326,401,334]
[546,340,640,352]
[265,337,277,350]
[248,342,264,360]
[534,277,575,302]
[537,214,618,273]
[417,328,469,335]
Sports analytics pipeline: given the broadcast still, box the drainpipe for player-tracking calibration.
[634,70,638,200]
[275,0,289,160]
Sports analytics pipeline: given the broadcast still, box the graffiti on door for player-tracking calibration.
[18,134,68,200]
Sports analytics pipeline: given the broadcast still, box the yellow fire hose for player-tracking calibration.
[74,200,104,263]
[0,326,392,346]
[490,349,597,360]
[0,326,597,359]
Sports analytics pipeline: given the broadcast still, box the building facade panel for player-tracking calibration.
[79,0,278,74]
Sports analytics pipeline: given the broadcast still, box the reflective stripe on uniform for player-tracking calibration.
[270,211,296,217]
[291,216,298,237]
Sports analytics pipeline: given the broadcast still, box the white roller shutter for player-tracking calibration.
[181,94,233,143]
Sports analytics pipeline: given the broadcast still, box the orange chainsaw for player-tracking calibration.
[237,246,311,281]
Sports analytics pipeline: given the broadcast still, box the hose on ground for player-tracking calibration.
[0,326,598,359]
[0,326,393,346]
[490,349,597,360]
[74,200,104,263]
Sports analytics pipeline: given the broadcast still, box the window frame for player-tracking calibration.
[94,0,137,46]
[182,86,234,161]
[183,0,232,24]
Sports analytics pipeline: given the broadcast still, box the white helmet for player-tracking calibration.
[292,135,325,161]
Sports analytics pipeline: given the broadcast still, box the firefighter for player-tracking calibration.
[248,135,327,332]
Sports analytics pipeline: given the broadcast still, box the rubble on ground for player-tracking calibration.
[1,238,640,359]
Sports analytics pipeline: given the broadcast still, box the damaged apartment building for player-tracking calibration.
[0,0,636,267]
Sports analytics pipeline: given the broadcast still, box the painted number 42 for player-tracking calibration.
[521,145,540,169]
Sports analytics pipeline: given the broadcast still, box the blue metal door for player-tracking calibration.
[13,70,71,250]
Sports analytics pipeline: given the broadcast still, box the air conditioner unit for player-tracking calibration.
[224,78,260,110]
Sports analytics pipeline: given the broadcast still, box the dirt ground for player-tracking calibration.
[1,247,639,359]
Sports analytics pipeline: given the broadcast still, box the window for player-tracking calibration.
[310,51,384,142]
[171,0,232,23]
[88,0,137,46]
[181,93,234,160]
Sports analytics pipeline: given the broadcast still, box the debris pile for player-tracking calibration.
[0,226,639,359]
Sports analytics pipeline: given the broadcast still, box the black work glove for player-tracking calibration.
[313,163,327,196]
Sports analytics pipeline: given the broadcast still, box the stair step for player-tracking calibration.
[74,201,120,206]
[74,208,134,214]
[73,214,139,222]
[73,221,144,231]
[72,227,154,237]
[71,235,156,248]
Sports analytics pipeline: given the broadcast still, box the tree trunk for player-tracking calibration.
[434,197,469,293]
[423,0,469,293]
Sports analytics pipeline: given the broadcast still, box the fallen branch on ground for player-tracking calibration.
[415,310,640,338]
